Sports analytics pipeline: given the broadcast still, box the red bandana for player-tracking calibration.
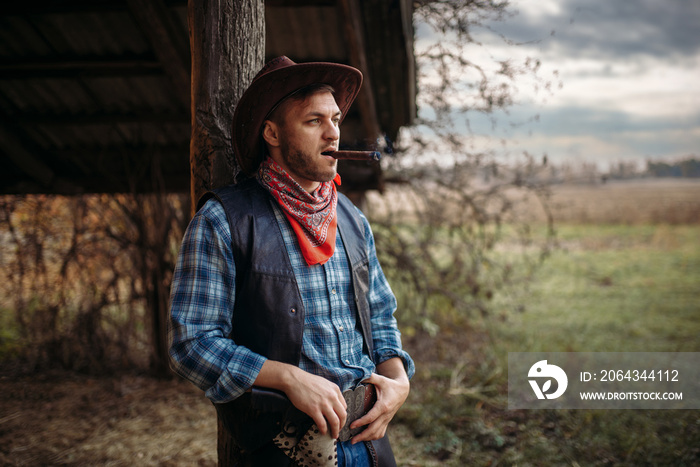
[258,157,341,265]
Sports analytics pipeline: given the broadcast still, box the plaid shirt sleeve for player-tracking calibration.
[359,209,416,380]
[168,199,267,403]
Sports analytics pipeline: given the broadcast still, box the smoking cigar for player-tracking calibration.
[322,150,381,161]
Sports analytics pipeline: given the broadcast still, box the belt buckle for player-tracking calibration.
[338,384,373,442]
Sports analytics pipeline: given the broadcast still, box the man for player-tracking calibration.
[169,56,415,466]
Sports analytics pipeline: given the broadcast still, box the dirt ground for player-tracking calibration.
[0,370,218,466]
[0,331,459,467]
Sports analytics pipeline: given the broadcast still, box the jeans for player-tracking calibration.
[337,440,371,467]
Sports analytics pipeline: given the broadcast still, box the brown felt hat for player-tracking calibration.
[232,56,363,176]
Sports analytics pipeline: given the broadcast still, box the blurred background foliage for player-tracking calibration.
[0,192,188,374]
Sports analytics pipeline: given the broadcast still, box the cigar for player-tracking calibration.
[322,150,381,162]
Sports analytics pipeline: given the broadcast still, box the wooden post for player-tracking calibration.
[188,0,265,213]
[187,0,265,464]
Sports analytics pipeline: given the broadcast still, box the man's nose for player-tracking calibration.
[324,120,340,140]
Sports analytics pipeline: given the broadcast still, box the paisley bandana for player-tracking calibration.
[258,157,341,265]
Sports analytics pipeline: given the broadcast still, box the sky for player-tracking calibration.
[414,0,700,171]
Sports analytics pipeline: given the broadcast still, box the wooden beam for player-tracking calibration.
[0,55,163,80]
[52,143,190,159]
[127,0,190,109]
[0,170,190,195]
[0,0,187,15]
[189,1,265,459]
[0,142,191,194]
[188,0,265,209]
[17,111,189,126]
[358,0,416,141]
[0,123,81,194]
[337,0,381,143]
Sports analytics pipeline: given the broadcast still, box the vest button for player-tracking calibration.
[290,308,296,314]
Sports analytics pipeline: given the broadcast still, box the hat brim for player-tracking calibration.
[232,62,363,176]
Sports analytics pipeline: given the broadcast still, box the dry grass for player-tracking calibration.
[367,177,700,226]
[0,371,217,466]
[544,178,700,224]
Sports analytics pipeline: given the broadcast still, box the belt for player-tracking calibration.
[338,383,376,442]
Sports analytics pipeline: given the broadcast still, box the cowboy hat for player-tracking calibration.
[232,56,363,176]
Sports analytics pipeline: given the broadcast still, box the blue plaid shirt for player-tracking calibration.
[168,194,415,403]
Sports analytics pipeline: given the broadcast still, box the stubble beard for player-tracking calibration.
[281,142,337,185]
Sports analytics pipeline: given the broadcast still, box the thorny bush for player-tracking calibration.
[0,193,188,374]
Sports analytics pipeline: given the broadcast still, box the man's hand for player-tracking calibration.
[254,360,347,439]
[349,358,410,443]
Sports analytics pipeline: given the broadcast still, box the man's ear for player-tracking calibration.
[262,120,281,148]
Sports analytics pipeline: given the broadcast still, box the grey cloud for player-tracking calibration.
[516,104,699,158]
[493,0,700,62]
[525,105,698,136]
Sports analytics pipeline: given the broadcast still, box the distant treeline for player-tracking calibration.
[646,157,700,178]
[560,157,700,184]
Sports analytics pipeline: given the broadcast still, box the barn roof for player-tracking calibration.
[0,0,415,195]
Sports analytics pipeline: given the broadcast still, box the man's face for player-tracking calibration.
[267,91,341,192]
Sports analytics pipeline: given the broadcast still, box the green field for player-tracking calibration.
[496,224,700,354]
[391,185,700,466]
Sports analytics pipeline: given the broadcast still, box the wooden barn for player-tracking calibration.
[0,0,416,201]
